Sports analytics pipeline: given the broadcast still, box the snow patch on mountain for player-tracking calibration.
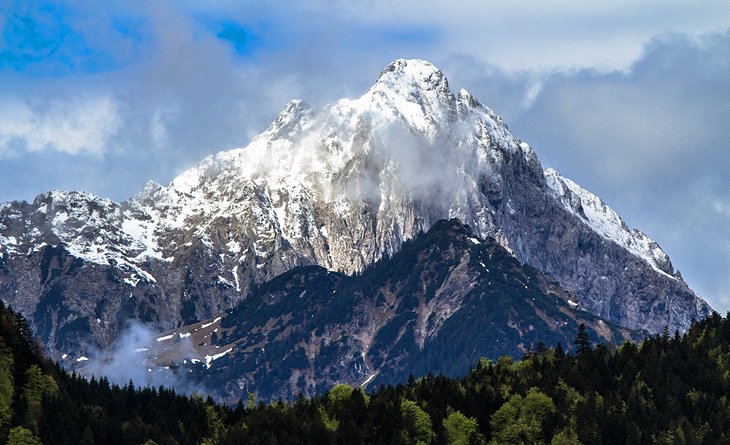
[121,213,166,261]
[205,347,232,369]
[544,168,675,278]
[0,189,166,285]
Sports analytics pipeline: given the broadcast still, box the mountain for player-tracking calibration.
[0,59,710,362]
[83,219,640,402]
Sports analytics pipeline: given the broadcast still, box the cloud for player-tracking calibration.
[0,94,120,156]
[0,1,308,200]
[511,32,730,187]
[509,30,730,311]
[253,0,730,72]
[80,320,209,395]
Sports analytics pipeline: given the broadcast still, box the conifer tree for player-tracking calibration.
[0,341,13,441]
[573,324,591,355]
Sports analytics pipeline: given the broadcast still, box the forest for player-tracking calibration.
[1,298,730,444]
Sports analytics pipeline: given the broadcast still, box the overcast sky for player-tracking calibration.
[1,1,729,312]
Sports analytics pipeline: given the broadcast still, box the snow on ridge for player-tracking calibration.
[2,59,674,294]
[0,188,163,285]
[156,334,174,342]
[121,215,166,261]
[544,168,675,279]
[1,235,17,245]
[204,347,233,369]
[201,317,222,329]
[366,59,455,138]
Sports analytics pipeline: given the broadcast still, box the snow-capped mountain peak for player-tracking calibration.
[259,99,314,142]
[373,59,450,98]
[0,59,711,361]
[363,59,456,137]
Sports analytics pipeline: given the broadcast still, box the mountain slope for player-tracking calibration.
[0,59,710,361]
[112,219,640,401]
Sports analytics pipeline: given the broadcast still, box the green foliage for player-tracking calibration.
[20,365,57,433]
[0,341,13,441]
[550,428,581,445]
[319,406,339,434]
[490,388,556,444]
[328,384,354,412]
[573,324,591,356]
[5,427,41,445]
[201,404,224,445]
[443,409,483,445]
[400,399,433,445]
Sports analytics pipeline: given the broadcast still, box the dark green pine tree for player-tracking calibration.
[573,323,591,356]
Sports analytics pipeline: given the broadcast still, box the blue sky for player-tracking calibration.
[1,0,730,312]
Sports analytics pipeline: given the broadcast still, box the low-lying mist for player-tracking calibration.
[78,320,210,396]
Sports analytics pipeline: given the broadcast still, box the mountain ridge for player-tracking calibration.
[80,218,641,401]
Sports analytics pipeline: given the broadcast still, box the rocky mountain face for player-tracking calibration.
[88,219,639,402]
[0,59,711,363]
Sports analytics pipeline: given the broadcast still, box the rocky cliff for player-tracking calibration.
[77,219,641,401]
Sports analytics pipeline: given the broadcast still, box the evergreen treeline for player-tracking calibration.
[3,298,730,444]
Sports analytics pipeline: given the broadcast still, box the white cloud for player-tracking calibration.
[509,30,730,312]
[0,94,121,156]
[246,0,730,72]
